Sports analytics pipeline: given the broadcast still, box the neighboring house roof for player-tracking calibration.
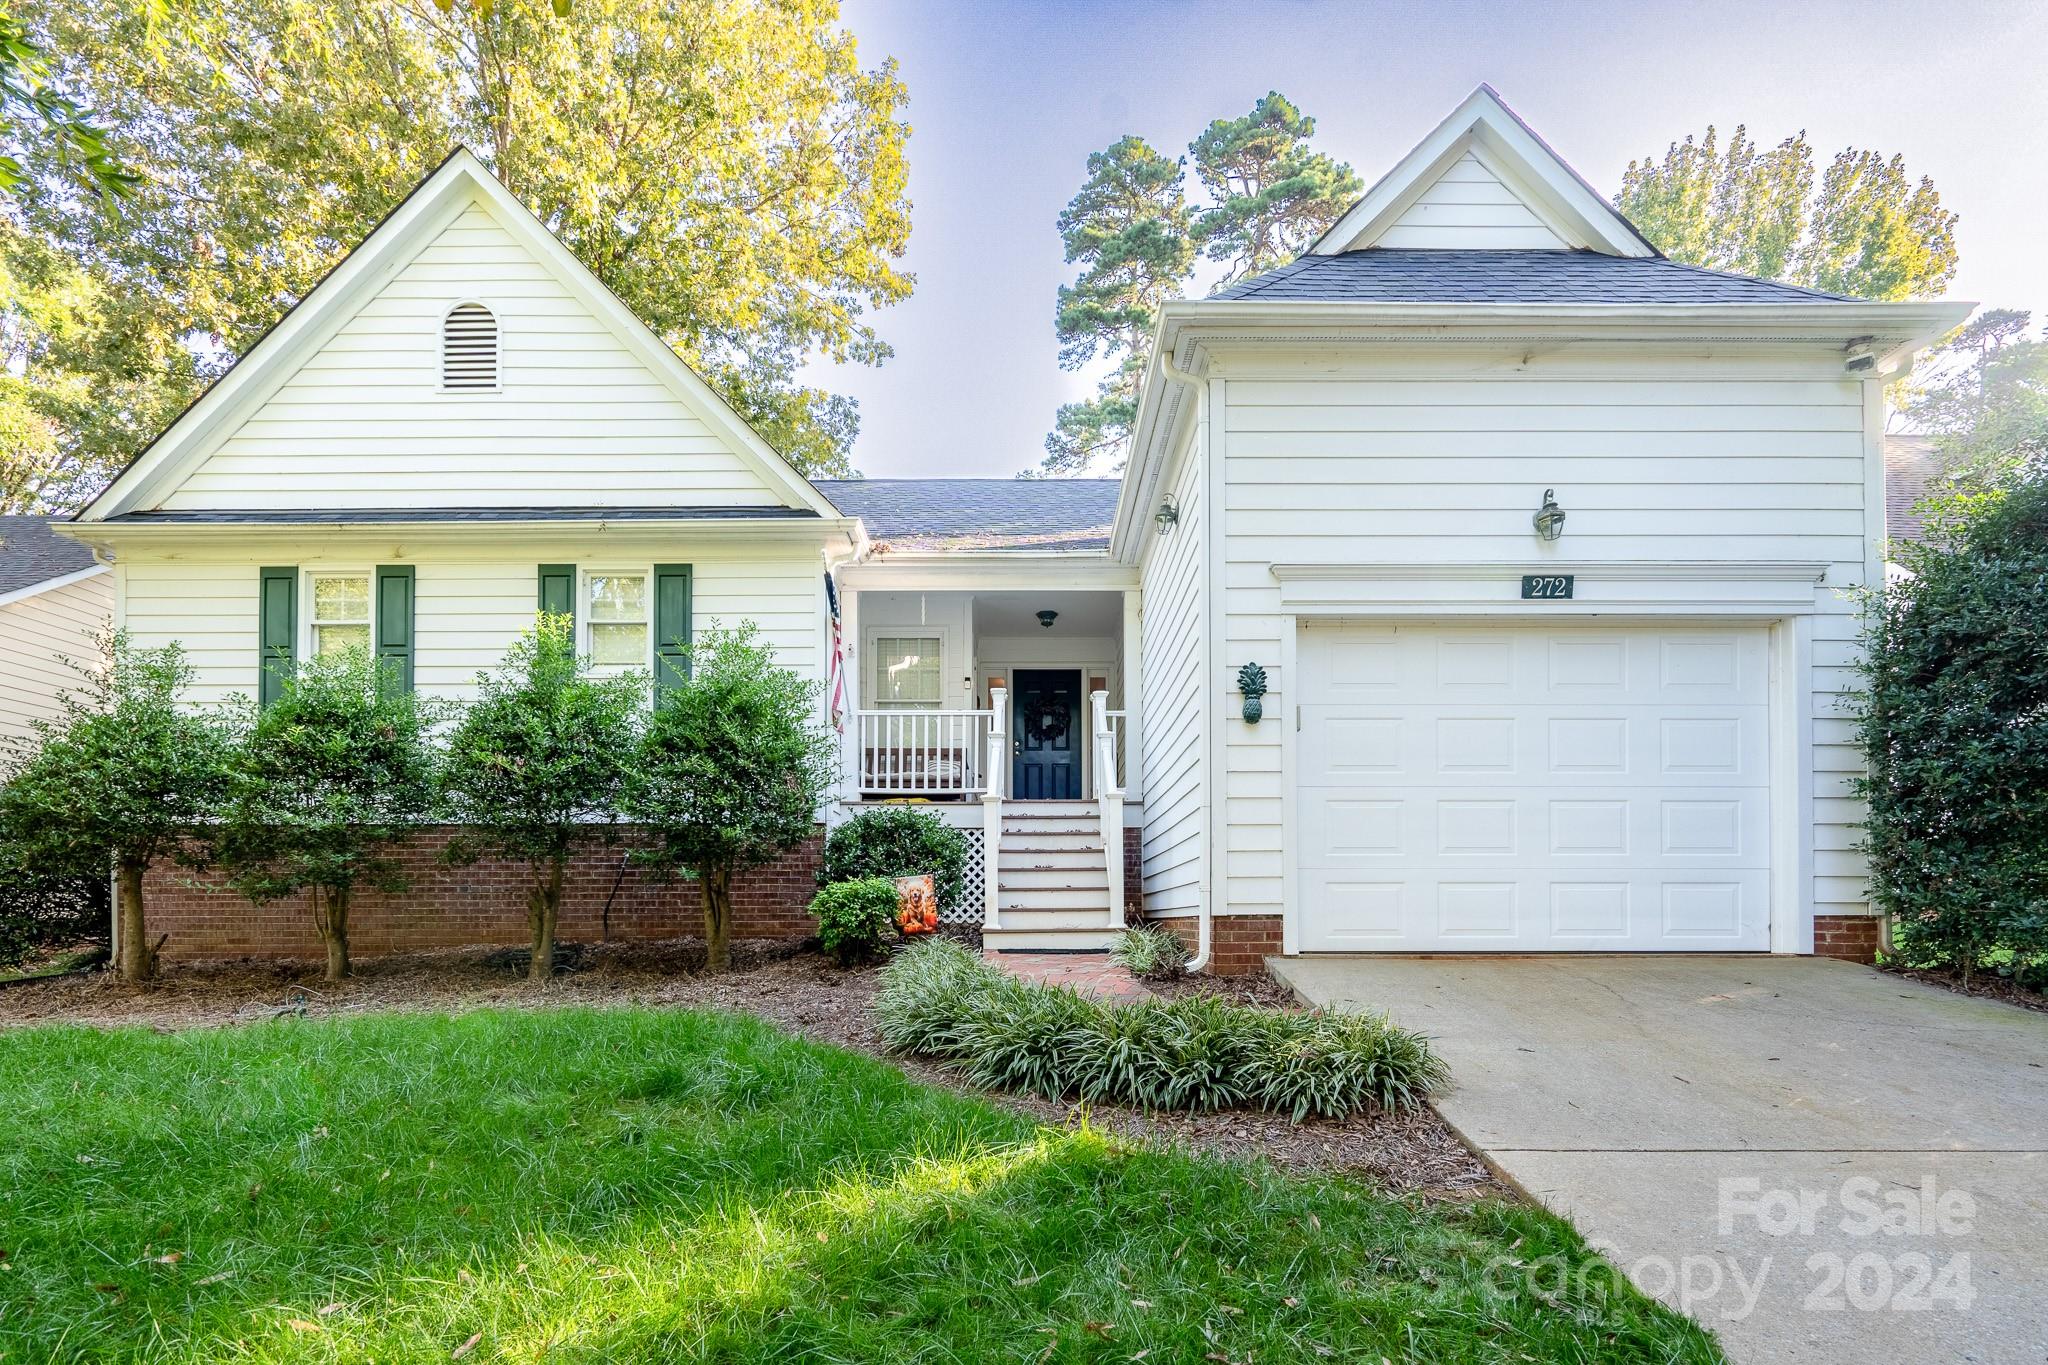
[1214,249,1855,304]
[0,516,101,597]
[1884,434,1943,545]
[813,479,1120,553]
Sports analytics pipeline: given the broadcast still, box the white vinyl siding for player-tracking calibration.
[1217,347,1874,927]
[1136,421,1206,915]
[120,539,827,705]
[0,572,113,748]
[163,200,790,511]
[1373,153,1568,250]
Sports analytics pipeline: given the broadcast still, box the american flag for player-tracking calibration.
[825,572,845,733]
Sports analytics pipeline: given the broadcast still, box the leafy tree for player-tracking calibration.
[1188,91,1360,285]
[439,614,641,982]
[1035,136,1192,477]
[1855,476,2048,981]
[1616,125,1957,299]
[4,0,911,509]
[621,625,834,972]
[1901,309,2048,487]
[0,635,236,982]
[218,649,440,983]
[0,5,133,201]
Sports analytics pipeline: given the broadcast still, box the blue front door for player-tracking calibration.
[1011,669,1081,799]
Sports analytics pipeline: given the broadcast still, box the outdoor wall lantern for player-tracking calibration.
[1532,488,1567,541]
[1037,609,1058,630]
[1237,661,1267,724]
[1154,495,1181,535]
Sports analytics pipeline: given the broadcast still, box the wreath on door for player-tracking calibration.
[1024,695,1070,745]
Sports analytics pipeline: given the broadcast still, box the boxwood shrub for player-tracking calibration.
[820,807,968,913]
[810,877,901,965]
[876,939,1447,1119]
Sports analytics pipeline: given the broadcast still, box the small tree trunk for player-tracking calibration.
[313,885,351,983]
[529,858,565,982]
[700,863,732,973]
[115,859,152,984]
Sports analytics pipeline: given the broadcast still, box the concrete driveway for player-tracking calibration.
[1269,956,2048,1365]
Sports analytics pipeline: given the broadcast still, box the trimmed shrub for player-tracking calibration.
[1856,477,2048,980]
[810,877,901,965]
[0,861,108,969]
[1108,924,1188,980]
[875,939,1447,1119]
[821,807,968,913]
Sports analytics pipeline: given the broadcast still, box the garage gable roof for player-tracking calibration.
[1308,85,1659,259]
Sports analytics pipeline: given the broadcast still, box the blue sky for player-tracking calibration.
[802,0,2048,479]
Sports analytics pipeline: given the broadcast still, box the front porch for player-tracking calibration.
[832,583,1143,950]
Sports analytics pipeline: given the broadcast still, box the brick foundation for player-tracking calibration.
[1813,914,1881,964]
[1150,913,1285,977]
[143,827,824,962]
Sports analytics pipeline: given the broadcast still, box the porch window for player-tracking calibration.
[587,572,649,666]
[872,635,942,708]
[309,572,372,657]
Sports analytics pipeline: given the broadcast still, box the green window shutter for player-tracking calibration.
[653,563,693,695]
[375,564,416,693]
[537,563,576,626]
[258,566,297,707]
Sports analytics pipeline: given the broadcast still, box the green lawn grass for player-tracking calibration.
[0,1007,1720,1363]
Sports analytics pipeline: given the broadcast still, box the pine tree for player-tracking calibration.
[1035,136,1192,477]
[1188,92,1360,285]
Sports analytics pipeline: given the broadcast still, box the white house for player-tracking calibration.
[60,87,1968,972]
[0,517,112,751]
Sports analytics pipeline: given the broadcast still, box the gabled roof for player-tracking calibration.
[1307,85,1659,258]
[814,479,1119,553]
[75,149,839,523]
[0,516,103,599]
[1216,249,1854,304]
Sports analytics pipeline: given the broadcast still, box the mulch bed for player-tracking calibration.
[1878,962,2048,1013]
[0,939,1501,1200]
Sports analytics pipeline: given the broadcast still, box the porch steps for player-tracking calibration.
[982,801,1121,953]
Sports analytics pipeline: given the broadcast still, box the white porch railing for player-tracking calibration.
[855,708,995,796]
[1092,689,1126,929]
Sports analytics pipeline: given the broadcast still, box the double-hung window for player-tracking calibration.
[871,635,943,709]
[309,572,372,657]
[586,572,649,667]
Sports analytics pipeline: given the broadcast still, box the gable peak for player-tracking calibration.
[1308,84,1659,259]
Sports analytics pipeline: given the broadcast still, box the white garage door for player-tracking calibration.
[1297,623,1771,952]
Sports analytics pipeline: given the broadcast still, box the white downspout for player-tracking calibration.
[1157,344,1212,974]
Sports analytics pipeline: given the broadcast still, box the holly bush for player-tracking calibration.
[1856,477,2048,980]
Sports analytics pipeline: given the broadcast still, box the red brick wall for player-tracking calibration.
[144,827,824,962]
[1813,914,1880,964]
[1150,914,1284,977]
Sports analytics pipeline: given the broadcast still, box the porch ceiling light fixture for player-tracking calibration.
[1154,494,1181,535]
[1036,609,1058,630]
[1532,488,1566,542]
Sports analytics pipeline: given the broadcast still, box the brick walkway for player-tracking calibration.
[983,951,1152,1003]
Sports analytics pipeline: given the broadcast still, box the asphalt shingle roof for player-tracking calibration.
[1212,249,1856,305]
[813,479,1120,552]
[0,516,99,596]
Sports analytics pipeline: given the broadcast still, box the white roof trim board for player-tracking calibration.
[1308,84,1660,259]
[77,149,839,523]
[0,562,108,610]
